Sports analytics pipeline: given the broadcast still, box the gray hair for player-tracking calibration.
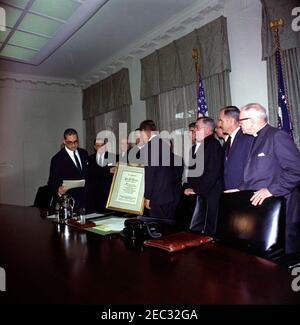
[199,117,215,132]
[240,103,268,122]
[220,105,240,122]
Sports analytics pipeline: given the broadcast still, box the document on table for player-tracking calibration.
[85,212,114,220]
[93,217,127,232]
[62,179,85,189]
[85,216,130,235]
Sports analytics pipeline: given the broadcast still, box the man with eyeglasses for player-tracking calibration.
[48,128,88,212]
[239,103,300,254]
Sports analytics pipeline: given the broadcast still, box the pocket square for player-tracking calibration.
[257,152,265,157]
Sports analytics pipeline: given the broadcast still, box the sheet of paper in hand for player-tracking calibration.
[62,179,86,189]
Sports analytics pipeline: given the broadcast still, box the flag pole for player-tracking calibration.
[192,48,200,119]
[270,18,293,137]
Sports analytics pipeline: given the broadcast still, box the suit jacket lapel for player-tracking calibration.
[230,129,241,153]
[63,148,83,176]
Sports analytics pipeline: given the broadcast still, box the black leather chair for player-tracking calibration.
[33,185,55,214]
[216,190,285,259]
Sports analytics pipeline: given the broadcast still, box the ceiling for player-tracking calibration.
[0,0,203,83]
[0,0,109,65]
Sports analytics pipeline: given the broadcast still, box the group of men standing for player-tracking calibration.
[184,103,300,253]
[47,102,300,254]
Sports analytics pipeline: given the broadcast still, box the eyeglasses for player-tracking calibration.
[65,140,78,145]
[239,117,251,122]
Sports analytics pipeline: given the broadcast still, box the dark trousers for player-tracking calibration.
[286,223,300,254]
[174,192,196,229]
[285,188,300,254]
[189,195,218,235]
[144,201,176,224]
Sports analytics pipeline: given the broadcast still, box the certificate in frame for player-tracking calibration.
[106,163,145,215]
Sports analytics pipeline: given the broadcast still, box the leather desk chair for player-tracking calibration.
[33,185,55,215]
[216,190,285,260]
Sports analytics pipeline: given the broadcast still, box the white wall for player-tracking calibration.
[226,0,268,109]
[0,78,82,206]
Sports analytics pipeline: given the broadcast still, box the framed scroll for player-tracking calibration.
[106,163,144,215]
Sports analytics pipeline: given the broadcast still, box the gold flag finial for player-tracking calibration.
[270,18,284,31]
[192,48,198,62]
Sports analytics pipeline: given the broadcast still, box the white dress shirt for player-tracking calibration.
[65,147,82,169]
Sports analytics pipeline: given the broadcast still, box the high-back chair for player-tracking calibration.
[216,190,285,259]
[33,185,55,214]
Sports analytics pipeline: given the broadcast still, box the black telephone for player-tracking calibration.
[123,218,162,239]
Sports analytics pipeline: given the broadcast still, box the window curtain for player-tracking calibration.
[82,68,132,153]
[141,16,232,131]
[261,0,300,149]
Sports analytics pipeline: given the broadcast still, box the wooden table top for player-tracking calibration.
[0,204,299,305]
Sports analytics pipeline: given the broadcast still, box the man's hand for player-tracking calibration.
[144,199,151,209]
[184,188,196,196]
[110,166,117,174]
[250,188,272,206]
[58,186,68,195]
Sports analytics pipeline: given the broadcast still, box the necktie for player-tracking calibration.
[73,151,82,172]
[225,135,232,158]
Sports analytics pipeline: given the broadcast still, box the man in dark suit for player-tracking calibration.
[188,122,197,145]
[127,128,146,165]
[139,120,177,223]
[239,103,300,253]
[86,138,116,213]
[214,119,226,146]
[117,137,131,164]
[48,128,88,212]
[218,106,253,190]
[184,117,224,235]
[175,121,199,228]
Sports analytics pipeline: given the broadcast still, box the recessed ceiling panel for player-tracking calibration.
[0,0,110,64]
[1,4,23,28]
[18,13,63,37]
[30,0,80,21]
[0,27,11,43]
[9,30,48,50]
[0,44,37,60]
[2,0,30,9]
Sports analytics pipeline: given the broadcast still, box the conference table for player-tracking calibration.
[0,204,299,306]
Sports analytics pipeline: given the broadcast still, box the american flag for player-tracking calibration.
[197,72,208,117]
[275,48,293,138]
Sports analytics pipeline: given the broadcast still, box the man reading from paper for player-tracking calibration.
[48,128,88,212]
